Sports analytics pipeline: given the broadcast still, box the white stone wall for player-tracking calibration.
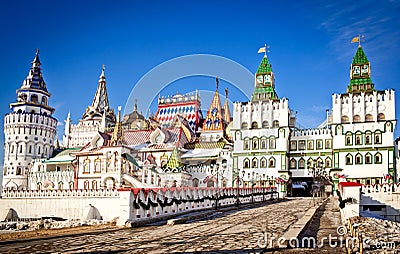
[3,112,57,190]
[0,189,120,222]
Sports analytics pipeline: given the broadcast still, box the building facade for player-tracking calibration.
[231,53,296,189]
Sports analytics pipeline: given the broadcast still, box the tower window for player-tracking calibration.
[252,138,259,150]
[377,113,385,121]
[353,115,361,123]
[269,137,276,149]
[298,158,305,169]
[260,138,267,149]
[260,157,267,168]
[41,97,47,105]
[365,114,373,122]
[243,158,250,168]
[268,157,276,168]
[252,158,258,168]
[374,132,382,144]
[31,95,38,103]
[345,133,353,145]
[365,153,372,164]
[374,153,382,164]
[341,115,349,123]
[289,158,296,169]
[345,154,353,165]
[355,153,363,164]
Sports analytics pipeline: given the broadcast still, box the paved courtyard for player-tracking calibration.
[0,198,342,253]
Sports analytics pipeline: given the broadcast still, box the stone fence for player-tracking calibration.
[361,183,400,194]
[1,189,120,198]
[1,187,278,226]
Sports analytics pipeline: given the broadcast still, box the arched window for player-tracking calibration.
[58,182,63,190]
[268,157,276,168]
[289,158,296,169]
[260,137,267,149]
[241,122,248,129]
[252,137,259,150]
[243,158,250,168]
[269,137,276,149]
[345,132,352,145]
[41,97,47,105]
[365,153,372,164]
[374,153,382,164]
[365,114,373,122]
[84,180,89,190]
[374,131,382,144]
[307,158,314,169]
[262,121,269,128]
[244,138,250,150]
[365,131,372,145]
[272,120,279,128]
[345,154,353,165]
[92,180,98,190]
[252,158,258,168]
[355,153,363,164]
[341,115,349,123]
[94,158,101,173]
[251,122,258,129]
[31,94,38,103]
[377,113,385,121]
[260,157,267,168]
[355,132,362,145]
[353,115,361,123]
[298,158,305,169]
[83,158,90,173]
[325,157,332,168]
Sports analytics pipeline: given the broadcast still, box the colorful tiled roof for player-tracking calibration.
[352,46,369,65]
[165,147,182,169]
[203,78,224,131]
[256,56,272,74]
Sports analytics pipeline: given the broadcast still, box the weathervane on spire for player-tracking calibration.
[258,44,270,57]
[351,35,365,47]
[216,76,219,91]
[225,87,229,99]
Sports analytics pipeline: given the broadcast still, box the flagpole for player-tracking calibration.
[264,43,267,57]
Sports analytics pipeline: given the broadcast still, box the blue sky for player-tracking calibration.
[0,0,399,160]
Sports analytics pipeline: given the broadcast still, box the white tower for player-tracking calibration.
[2,49,57,190]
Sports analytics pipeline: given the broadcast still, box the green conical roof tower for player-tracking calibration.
[251,55,278,101]
[165,147,183,170]
[347,45,374,93]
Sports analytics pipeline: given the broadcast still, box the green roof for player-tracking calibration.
[350,77,373,85]
[251,86,278,101]
[165,147,182,170]
[256,56,272,74]
[352,46,369,65]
